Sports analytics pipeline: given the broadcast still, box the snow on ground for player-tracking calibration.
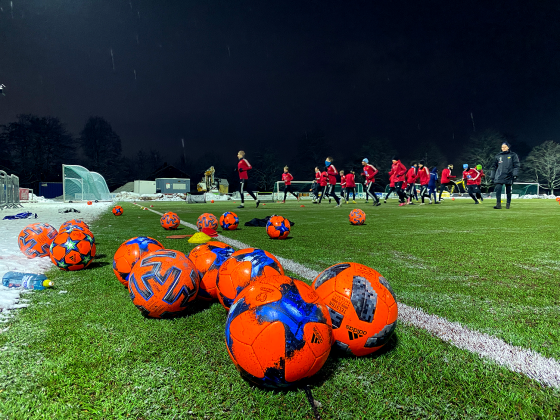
[0,201,112,320]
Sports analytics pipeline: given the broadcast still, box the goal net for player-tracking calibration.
[273,181,365,201]
[63,164,112,202]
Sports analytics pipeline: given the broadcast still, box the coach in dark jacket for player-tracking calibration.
[490,141,520,209]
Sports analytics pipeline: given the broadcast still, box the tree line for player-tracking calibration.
[1,114,559,194]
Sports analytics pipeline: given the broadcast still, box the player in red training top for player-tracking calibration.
[318,167,329,203]
[361,158,380,206]
[438,163,457,202]
[388,156,408,205]
[405,161,418,205]
[474,164,484,202]
[463,164,481,204]
[318,156,341,207]
[236,150,260,208]
[310,166,322,203]
[345,170,357,204]
[281,166,299,203]
[417,160,431,204]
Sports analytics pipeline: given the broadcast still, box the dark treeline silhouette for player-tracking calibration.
[1,114,557,195]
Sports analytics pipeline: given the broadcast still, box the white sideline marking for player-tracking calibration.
[139,204,560,388]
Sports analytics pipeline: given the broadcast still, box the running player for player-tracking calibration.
[281,166,299,203]
[389,157,408,204]
[428,167,439,204]
[236,150,260,208]
[463,164,481,204]
[417,161,431,204]
[405,161,418,205]
[438,163,457,202]
[311,166,322,203]
[345,170,357,204]
[318,156,341,206]
[474,164,484,202]
[362,158,380,206]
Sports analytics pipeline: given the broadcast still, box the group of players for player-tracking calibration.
[235,142,520,209]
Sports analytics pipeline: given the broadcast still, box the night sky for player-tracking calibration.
[1,0,560,163]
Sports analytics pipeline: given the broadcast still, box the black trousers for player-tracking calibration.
[283,184,298,201]
[438,181,458,199]
[365,183,379,203]
[495,184,512,204]
[467,185,479,203]
[345,187,356,201]
[319,184,340,204]
[419,184,430,203]
[239,179,258,203]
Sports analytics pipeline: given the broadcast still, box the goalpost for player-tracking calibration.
[62,165,113,202]
[273,181,365,201]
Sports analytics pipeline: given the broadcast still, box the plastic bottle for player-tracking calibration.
[1,272,54,290]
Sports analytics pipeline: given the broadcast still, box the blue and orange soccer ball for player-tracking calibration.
[160,212,180,230]
[187,241,235,301]
[266,215,290,239]
[312,262,398,357]
[113,236,164,287]
[18,223,58,258]
[349,209,366,225]
[216,248,284,310]
[197,213,218,231]
[225,275,333,388]
[59,219,89,232]
[112,206,124,216]
[128,249,200,318]
[219,211,239,230]
[49,229,96,271]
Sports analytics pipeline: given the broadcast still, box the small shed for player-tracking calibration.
[156,178,190,194]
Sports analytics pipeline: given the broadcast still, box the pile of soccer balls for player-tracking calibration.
[113,232,397,389]
[17,219,97,271]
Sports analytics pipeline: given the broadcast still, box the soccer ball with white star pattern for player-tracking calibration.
[49,229,96,271]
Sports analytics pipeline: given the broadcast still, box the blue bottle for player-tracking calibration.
[2,272,54,290]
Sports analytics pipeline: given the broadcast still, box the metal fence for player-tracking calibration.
[0,171,24,210]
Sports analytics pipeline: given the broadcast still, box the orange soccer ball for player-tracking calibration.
[312,262,398,357]
[266,215,291,239]
[112,206,124,216]
[59,219,90,233]
[216,248,284,310]
[219,212,239,230]
[225,275,333,388]
[87,201,92,205]
[349,209,366,225]
[160,212,180,230]
[113,236,165,287]
[187,241,235,300]
[49,229,96,271]
[197,213,218,231]
[18,223,58,258]
[127,249,199,318]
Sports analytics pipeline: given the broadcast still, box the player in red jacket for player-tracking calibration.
[236,150,259,208]
[345,170,357,203]
[318,168,329,203]
[405,161,418,205]
[438,163,458,202]
[281,166,299,203]
[463,164,481,204]
[310,166,322,203]
[318,156,341,206]
[361,158,380,206]
[417,160,432,204]
[389,157,407,204]
[475,164,484,202]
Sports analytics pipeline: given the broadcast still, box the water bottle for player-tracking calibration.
[2,272,54,290]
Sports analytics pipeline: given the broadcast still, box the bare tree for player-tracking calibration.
[524,140,560,193]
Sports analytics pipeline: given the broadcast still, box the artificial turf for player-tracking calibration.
[0,198,558,419]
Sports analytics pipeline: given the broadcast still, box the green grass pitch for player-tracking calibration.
[0,199,559,419]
